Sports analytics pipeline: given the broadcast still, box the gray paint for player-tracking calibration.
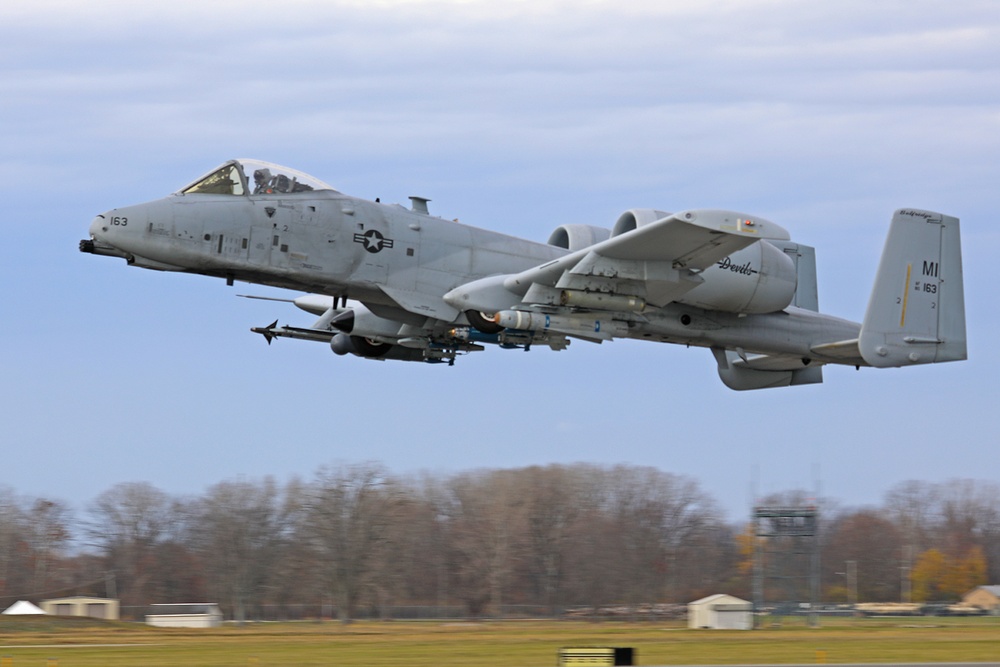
[80,160,967,390]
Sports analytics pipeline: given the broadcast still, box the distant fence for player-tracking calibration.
[118,601,995,623]
[120,604,560,622]
[118,603,691,623]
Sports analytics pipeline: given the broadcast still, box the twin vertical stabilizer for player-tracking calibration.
[859,209,966,367]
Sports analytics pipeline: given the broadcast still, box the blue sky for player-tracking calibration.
[2,0,997,521]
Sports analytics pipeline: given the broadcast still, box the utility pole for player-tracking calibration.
[847,560,858,609]
[901,545,913,603]
[105,570,117,600]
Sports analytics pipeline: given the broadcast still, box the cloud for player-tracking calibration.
[1,0,998,520]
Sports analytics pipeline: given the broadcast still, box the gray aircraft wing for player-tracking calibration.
[503,209,789,309]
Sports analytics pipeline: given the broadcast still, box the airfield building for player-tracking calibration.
[146,603,224,628]
[962,586,1000,612]
[40,596,120,620]
[688,594,753,630]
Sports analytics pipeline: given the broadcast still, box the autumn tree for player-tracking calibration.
[885,479,1000,589]
[912,546,987,601]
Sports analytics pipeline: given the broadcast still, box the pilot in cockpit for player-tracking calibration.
[252,166,315,194]
[253,168,273,194]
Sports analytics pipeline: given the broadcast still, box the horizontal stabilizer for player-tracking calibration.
[810,339,864,365]
[712,348,823,391]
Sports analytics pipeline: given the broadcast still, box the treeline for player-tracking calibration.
[1,464,998,620]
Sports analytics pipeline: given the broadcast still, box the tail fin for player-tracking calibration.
[859,209,966,367]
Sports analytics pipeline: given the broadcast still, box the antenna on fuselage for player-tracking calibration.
[409,196,430,215]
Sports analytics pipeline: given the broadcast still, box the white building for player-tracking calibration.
[1,600,45,615]
[688,594,753,630]
[41,596,119,620]
[146,603,224,628]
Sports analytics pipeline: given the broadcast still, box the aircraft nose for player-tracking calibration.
[89,214,108,237]
[80,211,129,258]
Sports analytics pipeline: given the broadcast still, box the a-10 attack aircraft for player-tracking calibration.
[80,159,967,390]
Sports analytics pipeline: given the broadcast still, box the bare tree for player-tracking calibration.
[305,463,394,622]
[85,482,173,606]
[603,466,722,607]
[824,510,902,602]
[563,477,624,614]
[520,465,589,614]
[190,477,288,623]
[31,465,1000,618]
[445,469,528,617]
[884,480,943,554]
[365,473,446,616]
[0,488,25,601]
[25,498,72,595]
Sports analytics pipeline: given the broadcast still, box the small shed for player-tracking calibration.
[41,596,120,620]
[962,585,1000,612]
[146,603,223,628]
[688,594,753,630]
[1,600,46,615]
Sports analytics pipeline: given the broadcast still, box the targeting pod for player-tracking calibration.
[493,310,627,339]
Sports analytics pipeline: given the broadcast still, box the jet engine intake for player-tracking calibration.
[547,224,611,251]
[611,209,672,237]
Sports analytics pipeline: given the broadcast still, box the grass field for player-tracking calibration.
[1,616,1000,666]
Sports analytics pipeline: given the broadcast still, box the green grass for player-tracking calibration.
[1,617,999,666]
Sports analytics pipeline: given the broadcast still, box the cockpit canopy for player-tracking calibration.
[178,159,336,196]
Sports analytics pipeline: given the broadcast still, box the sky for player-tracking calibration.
[1,0,998,523]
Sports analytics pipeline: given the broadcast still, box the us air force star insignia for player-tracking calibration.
[353,229,394,254]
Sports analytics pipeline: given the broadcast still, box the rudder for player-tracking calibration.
[859,209,966,367]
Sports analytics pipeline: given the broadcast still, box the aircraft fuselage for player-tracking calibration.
[82,159,965,389]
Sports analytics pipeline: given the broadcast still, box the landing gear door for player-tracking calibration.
[248,224,273,267]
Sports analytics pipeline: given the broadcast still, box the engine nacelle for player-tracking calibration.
[547,224,611,251]
[678,241,797,314]
[611,209,672,237]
